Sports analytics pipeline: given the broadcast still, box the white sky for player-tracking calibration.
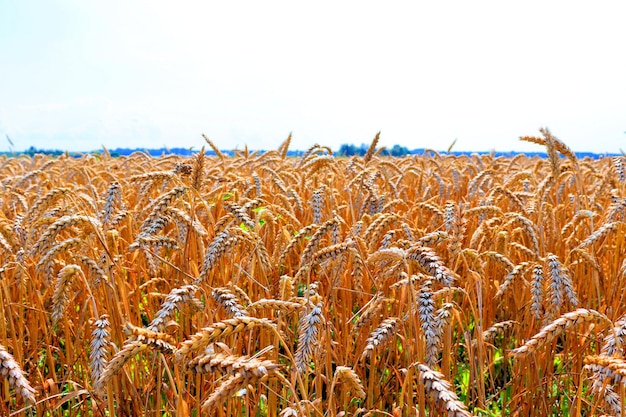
[1,1,625,153]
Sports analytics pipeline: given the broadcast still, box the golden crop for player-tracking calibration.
[0,131,625,416]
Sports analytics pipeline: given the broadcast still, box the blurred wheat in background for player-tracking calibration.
[0,130,625,416]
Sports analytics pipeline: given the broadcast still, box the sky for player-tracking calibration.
[0,1,625,154]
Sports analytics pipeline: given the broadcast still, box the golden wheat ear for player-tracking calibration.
[0,344,36,405]
[90,314,111,393]
[176,317,277,362]
[416,363,472,416]
[511,308,607,358]
[294,302,324,373]
[361,317,400,361]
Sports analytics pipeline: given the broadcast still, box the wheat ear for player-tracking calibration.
[31,215,101,256]
[363,132,380,163]
[191,146,206,189]
[176,317,277,361]
[352,292,385,333]
[148,284,201,331]
[332,366,366,399]
[0,343,37,405]
[512,308,606,357]
[584,355,624,415]
[530,264,545,320]
[602,313,626,356]
[361,317,400,361]
[201,373,247,412]
[417,363,472,417]
[418,279,439,367]
[98,341,149,392]
[202,134,224,160]
[202,366,286,413]
[247,299,305,315]
[100,181,123,226]
[90,314,111,393]
[407,244,455,286]
[547,253,578,309]
[189,352,280,379]
[212,287,248,318]
[496,262,529,298]
[295,302,324,373]
[482,320,517,345]
[123,323,176,354]
[300,218,339,268]
[51,264,82,325]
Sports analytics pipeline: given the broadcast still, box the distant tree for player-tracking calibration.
[338,144,358,156]
[389,144,409,157]
[339,143,408,157]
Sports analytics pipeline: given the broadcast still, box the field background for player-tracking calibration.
[0,132,625,416]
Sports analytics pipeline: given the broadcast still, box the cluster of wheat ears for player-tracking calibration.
[0,129,625,416]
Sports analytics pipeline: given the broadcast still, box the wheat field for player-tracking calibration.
[0,130,625,416]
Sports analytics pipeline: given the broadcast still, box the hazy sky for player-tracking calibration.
[1,1,625,153]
